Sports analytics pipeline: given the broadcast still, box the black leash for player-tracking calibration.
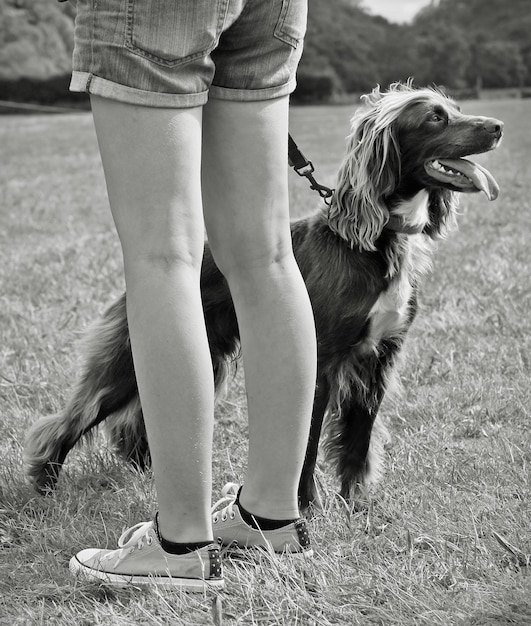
[288,134,334,206]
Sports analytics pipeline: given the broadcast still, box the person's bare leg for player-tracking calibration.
[90,96,213,543]
[202,96,317,520]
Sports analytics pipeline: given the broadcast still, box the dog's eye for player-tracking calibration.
[428,112,446,124]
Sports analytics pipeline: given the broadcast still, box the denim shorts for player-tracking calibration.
[68,0,307,107]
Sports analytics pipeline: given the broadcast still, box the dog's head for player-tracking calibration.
[328,82,503,250]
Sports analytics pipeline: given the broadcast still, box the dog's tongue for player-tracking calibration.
[439,158,499,200]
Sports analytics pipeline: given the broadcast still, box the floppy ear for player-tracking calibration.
[328,95,401,251]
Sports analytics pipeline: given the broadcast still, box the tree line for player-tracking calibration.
[295,0,531,101]
[0,0,529,106]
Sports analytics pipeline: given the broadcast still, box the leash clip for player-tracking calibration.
[288,134,335,207]
[293,161,334,205]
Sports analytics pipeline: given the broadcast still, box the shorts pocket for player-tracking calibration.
[125,0,225,67]
[274,0,307,49]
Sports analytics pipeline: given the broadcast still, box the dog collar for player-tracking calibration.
[384,215,425,235]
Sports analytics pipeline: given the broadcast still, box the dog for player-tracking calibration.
[23,83,503,511]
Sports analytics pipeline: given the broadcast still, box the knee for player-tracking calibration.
[123,242,205,278]
[208,233,294,284]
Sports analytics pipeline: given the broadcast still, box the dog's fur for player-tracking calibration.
[23,83,503,510]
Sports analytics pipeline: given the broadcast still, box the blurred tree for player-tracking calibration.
[298,0,385,93]
[415,0,531,87]
[412,22,472,89]
[0,0,73,80]
[375,26,418,87]
[475,41,527,88]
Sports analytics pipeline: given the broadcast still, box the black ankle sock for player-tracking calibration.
[154,513,211,555]
[159,538,212,555]
[235,488,297,531]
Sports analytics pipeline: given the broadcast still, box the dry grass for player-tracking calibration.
[1,98,530,625]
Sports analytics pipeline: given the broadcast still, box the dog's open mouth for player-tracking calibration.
[425,158,499,200]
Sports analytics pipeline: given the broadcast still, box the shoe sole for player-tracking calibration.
[69,556,224,591]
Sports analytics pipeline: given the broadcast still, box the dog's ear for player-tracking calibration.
[328,103,401,251]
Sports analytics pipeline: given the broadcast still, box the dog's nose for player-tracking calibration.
[483,117,504,138]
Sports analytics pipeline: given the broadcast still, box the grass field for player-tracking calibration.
[1,97,530,625]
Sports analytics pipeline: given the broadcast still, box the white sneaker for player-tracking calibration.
[212,483,313,557]
[69,520,224,591]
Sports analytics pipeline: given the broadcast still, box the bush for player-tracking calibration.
[292,71,337,104]
[0,75,89,107]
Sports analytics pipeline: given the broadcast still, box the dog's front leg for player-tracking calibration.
[335,340,401,503]
[336,395,382,505]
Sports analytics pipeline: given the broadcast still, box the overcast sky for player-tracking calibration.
[365,0,434,23]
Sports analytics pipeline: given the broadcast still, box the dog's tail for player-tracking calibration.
[23,294,137,493]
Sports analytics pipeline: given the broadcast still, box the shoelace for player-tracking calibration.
[101,520,154,569]
[211,482,240,524]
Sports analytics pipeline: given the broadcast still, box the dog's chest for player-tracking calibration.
[361,243,420,353]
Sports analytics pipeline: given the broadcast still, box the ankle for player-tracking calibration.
[235,490,297,530]
[154,513,212,554]
[155,511,213,544]
[238,485,300,520]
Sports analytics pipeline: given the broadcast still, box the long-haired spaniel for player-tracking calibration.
[24,83,503,511]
